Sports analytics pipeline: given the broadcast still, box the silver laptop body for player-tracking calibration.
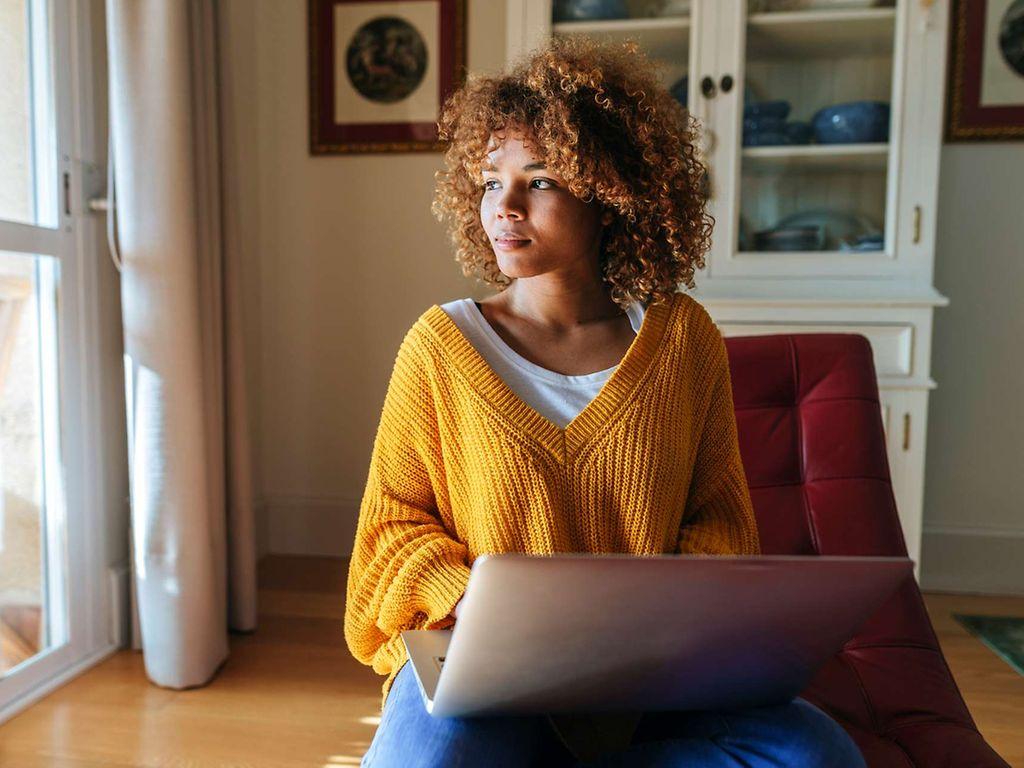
[401,552,913,718]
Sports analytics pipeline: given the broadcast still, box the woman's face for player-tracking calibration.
[479,126,605,281]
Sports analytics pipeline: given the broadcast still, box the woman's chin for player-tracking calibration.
[495,252,546,278]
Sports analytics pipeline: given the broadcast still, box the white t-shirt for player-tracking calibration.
[438,297,646,429]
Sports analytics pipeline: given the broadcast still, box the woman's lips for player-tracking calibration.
[495,237,530,250]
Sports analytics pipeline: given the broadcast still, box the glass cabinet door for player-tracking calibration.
[714,0,903,277]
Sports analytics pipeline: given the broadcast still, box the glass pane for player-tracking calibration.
[551,1,692,116]
[0,0,58,229]
[0,250,65,676]
[739,0,896,254]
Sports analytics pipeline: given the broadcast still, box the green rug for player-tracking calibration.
[952,614,1024,676]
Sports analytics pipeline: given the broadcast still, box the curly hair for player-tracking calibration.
[430,34,713,310]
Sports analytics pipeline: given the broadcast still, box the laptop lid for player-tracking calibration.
[402,553,913,718]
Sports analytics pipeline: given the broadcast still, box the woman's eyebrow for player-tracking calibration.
[482,161,547,171]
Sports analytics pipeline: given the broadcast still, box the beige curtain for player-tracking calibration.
[106,0,257,688]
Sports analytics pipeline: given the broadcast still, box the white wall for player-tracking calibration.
[219,0,507,559]
[920,143,1024,595]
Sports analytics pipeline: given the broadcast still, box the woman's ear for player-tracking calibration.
[601,209,614,226]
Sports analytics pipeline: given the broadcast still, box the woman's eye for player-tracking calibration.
[482,178,553,190]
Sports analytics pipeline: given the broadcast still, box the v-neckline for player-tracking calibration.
[421,293,679,460]
[468,298,634,383]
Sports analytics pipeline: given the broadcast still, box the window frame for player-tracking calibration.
[0,0,127,725]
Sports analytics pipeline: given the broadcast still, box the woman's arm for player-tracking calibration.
[677,326,761,556]
[344,327,472,676]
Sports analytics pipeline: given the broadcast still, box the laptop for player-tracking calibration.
[400,552,913,718]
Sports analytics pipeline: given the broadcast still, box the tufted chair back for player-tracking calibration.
[724,333,1009,767]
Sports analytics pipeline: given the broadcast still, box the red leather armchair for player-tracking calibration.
[725,333,1009,767]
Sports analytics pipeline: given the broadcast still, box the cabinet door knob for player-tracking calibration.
[720,74,734,93]
[701,76,717,98]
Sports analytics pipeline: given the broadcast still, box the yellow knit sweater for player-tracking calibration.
[343,290,761,752]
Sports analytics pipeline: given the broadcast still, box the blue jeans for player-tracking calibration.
[360,661,867,767]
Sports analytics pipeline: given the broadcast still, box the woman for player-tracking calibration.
[344,36,867,768]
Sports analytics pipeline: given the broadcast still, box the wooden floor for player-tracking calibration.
[0,555,1021,767]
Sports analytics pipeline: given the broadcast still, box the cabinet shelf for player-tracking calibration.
[742,143,889,173]
[552,16,690,65]
[747,8,896,59]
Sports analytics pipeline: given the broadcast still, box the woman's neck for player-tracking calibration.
[492,285,627,334]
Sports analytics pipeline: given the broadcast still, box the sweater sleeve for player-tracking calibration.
[676,325,761,556]
[344,327,473,678]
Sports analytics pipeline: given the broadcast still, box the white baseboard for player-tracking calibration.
[920,526,1024,596]
[262,494,359,556]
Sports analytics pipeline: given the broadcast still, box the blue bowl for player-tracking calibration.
[743,131,793,146]
[744,100,791,120]
[811,101,890,144]
[670,75,688,107]
[553,0,628,21]
[744,115,787,133]
[753,225,824,252]
[839,232,885,251]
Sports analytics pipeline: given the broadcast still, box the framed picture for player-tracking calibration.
[308,0,467,154]
[946,0,1024,141]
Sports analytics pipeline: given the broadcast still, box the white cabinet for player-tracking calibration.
[507,0,949,579]
[879,387,929,583]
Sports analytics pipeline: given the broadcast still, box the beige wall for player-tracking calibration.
[920,143,1024,595]
[221,3,1024,591]
[219,0,507,558]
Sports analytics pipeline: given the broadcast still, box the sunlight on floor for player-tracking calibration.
[358,715,381,725]
[323,756,363,766]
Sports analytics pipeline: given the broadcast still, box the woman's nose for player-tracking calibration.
[496,193,525,219]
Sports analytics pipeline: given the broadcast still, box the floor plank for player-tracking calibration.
[921,592,1024,766]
